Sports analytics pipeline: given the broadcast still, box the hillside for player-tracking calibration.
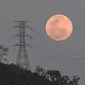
[0,62,80,85]
[0,63,51,85]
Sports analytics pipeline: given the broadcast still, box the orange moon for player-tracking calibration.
[46,14,73,41]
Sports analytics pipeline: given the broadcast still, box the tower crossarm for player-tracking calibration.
[14,43,32,48]
[13,33,34,40]
[14,20,30,23]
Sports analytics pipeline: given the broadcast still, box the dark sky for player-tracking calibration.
[0,0,85,85]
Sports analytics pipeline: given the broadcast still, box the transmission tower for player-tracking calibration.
[13,21,33,71]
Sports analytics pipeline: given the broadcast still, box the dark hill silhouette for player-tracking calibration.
[0,63,80,85]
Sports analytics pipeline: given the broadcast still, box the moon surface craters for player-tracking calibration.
[46,14,73,41]
[51,28,67,40]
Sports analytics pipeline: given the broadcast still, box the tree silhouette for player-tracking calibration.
[0,45,9,63]
[35,66,80,85]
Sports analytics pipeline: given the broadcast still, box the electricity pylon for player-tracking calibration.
[13,21,33,71]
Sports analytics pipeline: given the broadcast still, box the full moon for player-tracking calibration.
[46,14,73,41]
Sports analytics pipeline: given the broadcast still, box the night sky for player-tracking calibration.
[0,0,85,85]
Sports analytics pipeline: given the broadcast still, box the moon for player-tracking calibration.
[46,14,73,41]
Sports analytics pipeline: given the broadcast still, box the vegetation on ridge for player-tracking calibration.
[0,63,80,85]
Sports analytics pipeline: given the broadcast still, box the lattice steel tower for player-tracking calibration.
[13,21,33,71]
